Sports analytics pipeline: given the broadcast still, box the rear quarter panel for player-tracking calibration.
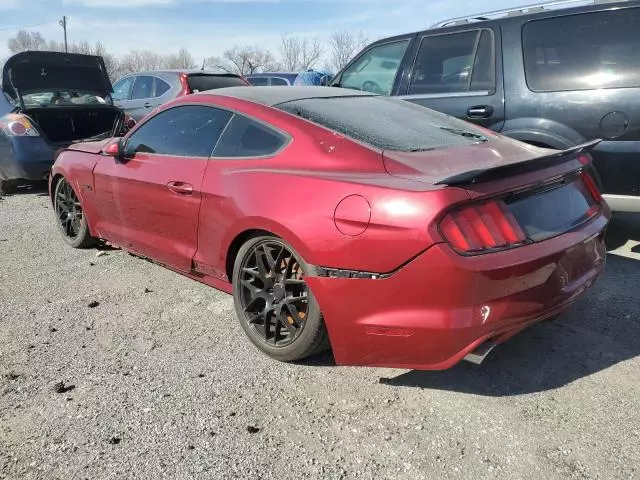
[188,96,471,278]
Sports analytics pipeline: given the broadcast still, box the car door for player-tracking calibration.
[126,75,157,121]
[92,104,233,271]
[397,28,506,131]
[192,114,291,281]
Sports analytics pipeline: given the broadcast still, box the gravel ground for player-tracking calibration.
[1,188,639,480]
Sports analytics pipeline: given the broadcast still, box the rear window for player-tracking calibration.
[523,8,640,92]
[187,74,247,93]
[213,115,287,157]
[275,96,488,151]
[247,77,269,86]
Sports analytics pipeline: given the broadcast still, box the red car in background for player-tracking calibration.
[49,87,609,370]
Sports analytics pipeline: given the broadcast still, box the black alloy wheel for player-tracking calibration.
[53,177,96,248]
[233,236,329,361]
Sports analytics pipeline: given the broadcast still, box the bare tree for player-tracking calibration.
[329,30,369,72]
[8,30,46,53]
[206,46,281,75]
[120,50,165,75]
[162,48,197,70]
[44,38,122,82]
[279,35,323,71]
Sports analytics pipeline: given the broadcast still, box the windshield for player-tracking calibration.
[275,96,488,152]
[21,91,107,107]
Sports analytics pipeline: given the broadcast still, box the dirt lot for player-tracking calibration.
[1,188,639,480]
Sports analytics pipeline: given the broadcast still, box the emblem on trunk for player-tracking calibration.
[40,68,47,77]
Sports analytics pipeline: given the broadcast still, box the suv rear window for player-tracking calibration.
[523,8,640,92]
[276,96,488,152]
[187,74,247,93]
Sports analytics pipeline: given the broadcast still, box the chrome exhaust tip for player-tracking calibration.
[464,341,497,365]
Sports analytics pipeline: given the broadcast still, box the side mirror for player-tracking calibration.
[102,139,126,159]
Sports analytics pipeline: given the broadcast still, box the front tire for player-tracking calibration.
[232,235,329,362]
[53,177,96,248]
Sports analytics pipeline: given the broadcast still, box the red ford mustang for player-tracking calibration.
[50,86,609,370]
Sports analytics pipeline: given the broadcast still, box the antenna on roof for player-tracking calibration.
[201,58,205,71]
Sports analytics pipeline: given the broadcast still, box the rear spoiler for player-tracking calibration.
[435,139,602,186]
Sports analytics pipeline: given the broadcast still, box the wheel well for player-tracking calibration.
[49,174,63,203]
[225,229,275,283]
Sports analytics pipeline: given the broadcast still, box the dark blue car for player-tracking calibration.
[0,51,129,195]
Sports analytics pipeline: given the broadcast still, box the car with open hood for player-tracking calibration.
[0,51,133,194]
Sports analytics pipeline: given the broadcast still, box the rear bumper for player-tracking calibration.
[592,140,640,201]
[603,194,640,213]
[306,209,609,370]
[0,135,55,181]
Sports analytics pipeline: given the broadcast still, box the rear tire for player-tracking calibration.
[0,178,16,196]
[232,235,330,362]
[53,177,97,248]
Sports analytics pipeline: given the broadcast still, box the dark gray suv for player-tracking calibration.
[330,0,640,212]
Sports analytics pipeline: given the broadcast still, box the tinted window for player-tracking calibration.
[410,30,495,95]
[213,115,286,157]
[276,96,488,151]
[523,9,640,92]
[126,105,232,157]
[131,76,154,100]
[112,76,134,101]
[187,74,247,93]
[154,77,171,97]
[248,77,269,86]
[339,40,409,95]
[271,77,289,86]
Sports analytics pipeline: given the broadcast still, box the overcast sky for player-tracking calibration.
[0,0,529,64]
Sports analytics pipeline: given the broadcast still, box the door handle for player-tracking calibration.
[143,103,152,108]
[467,105,494,119]
[167,181,193,195]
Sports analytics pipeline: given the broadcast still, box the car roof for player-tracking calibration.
[205,86,375,106]
[246,72,298,77]
[365,0,638,46]
[131,69,241,76]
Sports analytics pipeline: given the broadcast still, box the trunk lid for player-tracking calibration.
[2,51,113,100]
[382,136,601,186]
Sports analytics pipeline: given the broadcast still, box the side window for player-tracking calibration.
[112,76,134,101]
[126,105,233,158]
[523,9,640,91]
[409,30,495,95]
[213,115,286,158]
[130,75,154,100]
[339,40,410,95]
[154,77,171,97]
[248,77,269,86]
[271,77,289,86]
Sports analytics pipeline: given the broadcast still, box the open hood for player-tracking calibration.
[2,51,113,100]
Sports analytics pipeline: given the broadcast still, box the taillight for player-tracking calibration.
[580,171,602,203]
[0,114,40,137]
[177,72,190,96]
[440,200,527,254]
